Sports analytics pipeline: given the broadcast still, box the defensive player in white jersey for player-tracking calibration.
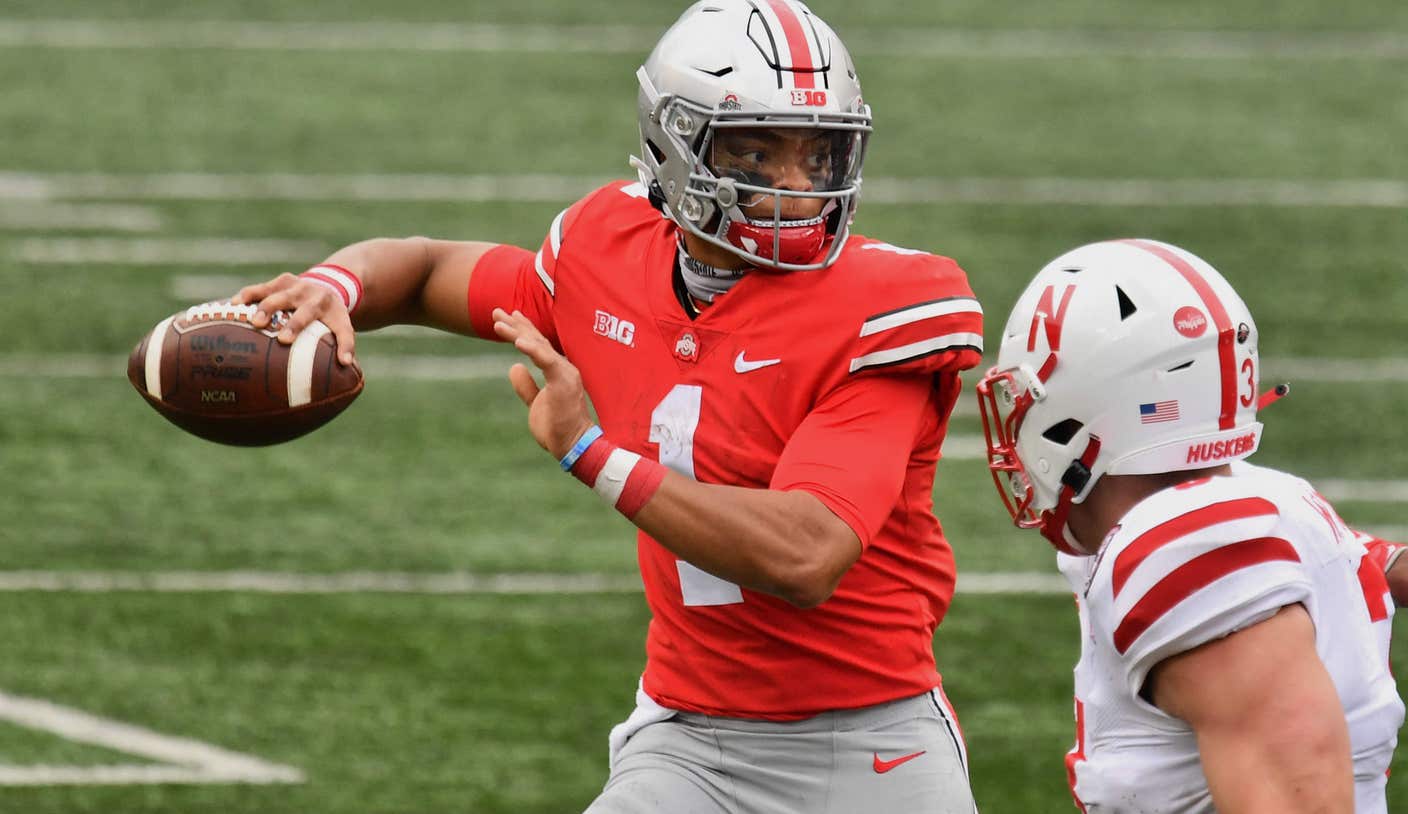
[976,239,1403,813]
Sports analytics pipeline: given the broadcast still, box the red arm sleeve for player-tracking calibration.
[466,189,606,348]
[770,372,934,549]
[466,244,558,348]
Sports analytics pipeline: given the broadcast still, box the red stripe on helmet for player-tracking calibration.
[1121,239,1238,430]
[764,0,815,89]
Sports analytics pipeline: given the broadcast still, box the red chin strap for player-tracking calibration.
[1039,436,1103,556]
[726,218,827,268]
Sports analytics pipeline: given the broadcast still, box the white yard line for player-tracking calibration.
[0,203,162,232]
[0,20,1404,61]
[0,352,516,381]
[3,352,1401,385]
[1,172,1405,208]
[1317,480,1408,504]
[0,570,1079,595]
[9,237,328,265]
[0,691,303,786]
[0,172,612,203]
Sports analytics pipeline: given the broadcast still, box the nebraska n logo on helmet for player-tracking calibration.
[632,0,872,271]
[977,239,1268,555]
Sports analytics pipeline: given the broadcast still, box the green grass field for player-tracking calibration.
[1,1,1405,811]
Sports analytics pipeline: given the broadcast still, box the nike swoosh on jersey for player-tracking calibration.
[734,352,782,373]
[872,750,927,774]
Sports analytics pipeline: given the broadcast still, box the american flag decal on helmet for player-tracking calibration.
[1139,400,1180,424]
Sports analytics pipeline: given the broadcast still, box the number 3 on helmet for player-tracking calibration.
[633,0,871,271]
[977,239,1265,555]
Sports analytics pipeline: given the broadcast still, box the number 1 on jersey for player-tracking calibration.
[650,385,745,607]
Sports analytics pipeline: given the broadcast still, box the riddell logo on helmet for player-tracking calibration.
[1173,306,1208,338]
[1185,432,1257,464]
[789,90,828,106]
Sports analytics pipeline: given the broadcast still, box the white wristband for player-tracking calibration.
[300,264,363,313]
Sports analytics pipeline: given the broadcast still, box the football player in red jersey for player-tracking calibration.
[977,239,1403,813]
[234,2,982,812]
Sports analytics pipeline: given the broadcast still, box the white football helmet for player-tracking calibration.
[977,239,1265,554]
[633,0,871,270]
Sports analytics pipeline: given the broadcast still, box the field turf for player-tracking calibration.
[0,1,1404,811]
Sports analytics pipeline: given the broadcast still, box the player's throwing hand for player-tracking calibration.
[233,270,358,366]
[493,308,596,459]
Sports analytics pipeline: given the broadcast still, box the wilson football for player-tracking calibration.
[127,302,363,446]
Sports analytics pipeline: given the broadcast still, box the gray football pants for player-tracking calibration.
[584,689,978,814]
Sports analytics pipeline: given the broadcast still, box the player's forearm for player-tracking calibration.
[631,476,861,608]
[1152,606,1353,813]
[321,237,497,334]
[1200,728,1353,814]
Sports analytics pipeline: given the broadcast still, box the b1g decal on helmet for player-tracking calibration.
[789,89,828,106]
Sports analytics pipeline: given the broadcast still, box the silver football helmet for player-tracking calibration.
[633,0,872,271]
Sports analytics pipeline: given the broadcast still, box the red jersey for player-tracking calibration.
[469,181,983,718]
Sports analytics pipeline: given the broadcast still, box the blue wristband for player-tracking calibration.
[559,425,605,472]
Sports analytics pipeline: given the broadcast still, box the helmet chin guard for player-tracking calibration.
[633,0,871,271]
[979,239,1266,554]
[725,205,831,268]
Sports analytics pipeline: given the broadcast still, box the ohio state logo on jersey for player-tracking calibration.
[673,330,699,363]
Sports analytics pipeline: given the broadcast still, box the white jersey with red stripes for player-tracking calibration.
[1057,461,1403,813]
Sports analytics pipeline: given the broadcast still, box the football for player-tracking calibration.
[127,302,364,446]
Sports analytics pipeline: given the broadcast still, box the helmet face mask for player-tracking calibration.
[979,239,1266,554]
[634,0,872,271]
[976,364,1045,530]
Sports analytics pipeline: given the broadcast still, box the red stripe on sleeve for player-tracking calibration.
[1113,536,1300,654]
[1363,537,1407,573]
[1357,554,1391,623]
[1112,497,1278,598]
[764,0,815,88]
[1121,239,1238,430]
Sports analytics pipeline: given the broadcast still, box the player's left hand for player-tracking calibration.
[492,308,596,459]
